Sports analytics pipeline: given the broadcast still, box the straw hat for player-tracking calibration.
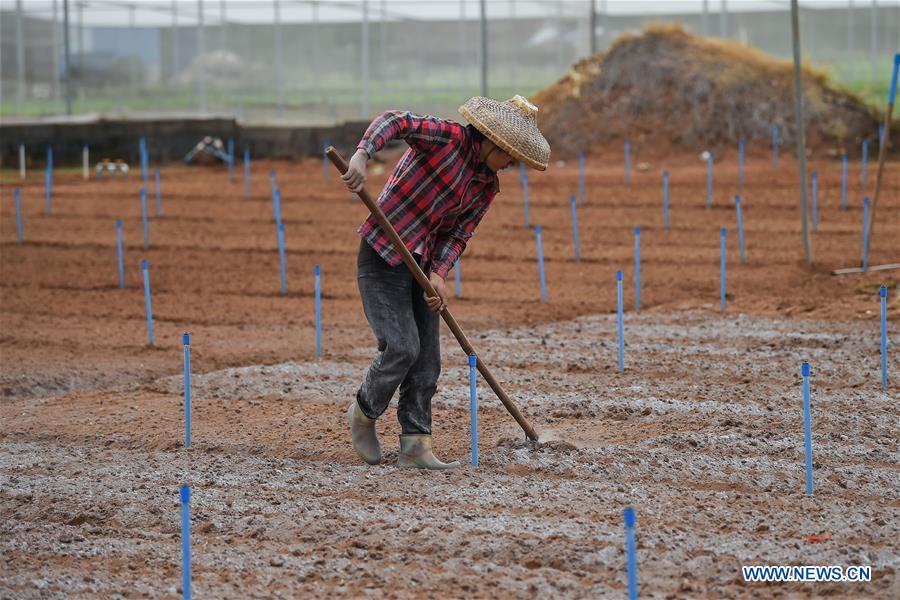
[459,95,550,171]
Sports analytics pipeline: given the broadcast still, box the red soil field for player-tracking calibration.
[1,148,897,598]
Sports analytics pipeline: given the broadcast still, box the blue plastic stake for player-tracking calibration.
[634,227,641,311]
[841,155,848,211]
[802,362,813,497]
[142,259,155,346]
[269,170,277,197]
[624,139,631,185]
[140,187,149,248]
[881,286,889,389]
[14,189,23,243]
[617,270,624,372]
[521,169,530,228]
[885,53,900,104]
[535,226,547,303]
[155,169,162,217]
[180,485,192,600]
[454,259,462,299]
[624,507,638,600]
[811,171,818,231]
[243,148,251,198]
[861,197,870,271]
[183,332,191,448]
[44,168,52,215]
[272,188,282,224]
[578,151,586,206]
[772,124,779,168]
[570,194,581,262]
[735,196,746,264]
[139,137,148,186]
[469,354,478,466]
[116,219,124,288]
[322,139,330,180]
[861,139,868,189]
[227,137,235,180]
[277,222,287,295]
[46,146,53,205]
[315,265,322,357]
[720,227,727,310]
[662,170,670,230]
[706,152,713,208]
[738,137,745,186]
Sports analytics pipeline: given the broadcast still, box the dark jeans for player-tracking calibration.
[356,239,441,434]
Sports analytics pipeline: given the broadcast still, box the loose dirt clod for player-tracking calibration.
[533,25,893,158]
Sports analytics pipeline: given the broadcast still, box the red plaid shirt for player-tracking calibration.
[356,110,500,279]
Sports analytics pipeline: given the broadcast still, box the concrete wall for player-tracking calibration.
[0,116,371,169]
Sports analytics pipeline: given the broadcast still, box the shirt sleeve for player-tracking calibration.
[430,198,493,279]
[357,110,461,158]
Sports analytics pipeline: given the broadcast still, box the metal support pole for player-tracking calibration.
[480,0,488,97]
[870,0,878,81]
[197,0,207,113]
[311,2,319,107]
[220,0,226,53]
[129,5,137,95]
[380,0,386,81]
[361,0,370,118]
[63,0,72,115]
[720,0,728,38]
[556,1,565,69]
[509,0,516,91]
[862,53,898,271]
[848,0,855,79]
[52,0,60,106]
[702,0,709,36]
[790,0,812,265]
[589,0,597,55]
[600,0,607,49]
[172,0,179,83]
[459,0,467,92]
[275,0,284,117]
[16,0,25,112]
[77,0,84,70]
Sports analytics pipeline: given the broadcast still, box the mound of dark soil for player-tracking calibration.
[533,26,895,159]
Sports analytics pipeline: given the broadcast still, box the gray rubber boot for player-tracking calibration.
[347,400,382,465]
[397,434,460,470]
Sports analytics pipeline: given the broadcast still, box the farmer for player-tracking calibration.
[342,95,550,470]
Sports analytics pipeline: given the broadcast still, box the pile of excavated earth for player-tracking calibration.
[533,26,892,159]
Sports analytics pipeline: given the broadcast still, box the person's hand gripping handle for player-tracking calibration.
[341,148,370,193]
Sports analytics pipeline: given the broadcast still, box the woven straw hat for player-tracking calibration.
[459,95,550,171]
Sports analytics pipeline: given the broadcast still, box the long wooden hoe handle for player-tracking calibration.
[327,147,539,441]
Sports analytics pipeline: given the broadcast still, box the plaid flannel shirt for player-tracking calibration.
[356,110,500,279]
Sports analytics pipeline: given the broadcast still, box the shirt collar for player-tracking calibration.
[466,125,500,188]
